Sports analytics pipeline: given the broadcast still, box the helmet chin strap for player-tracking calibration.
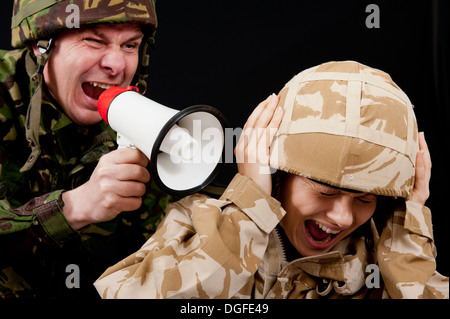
[20,38,53,172]
[135,35,155,95]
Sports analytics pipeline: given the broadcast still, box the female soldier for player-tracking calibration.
[94,61,448,299]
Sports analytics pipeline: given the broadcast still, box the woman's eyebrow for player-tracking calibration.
[309,178,363,194]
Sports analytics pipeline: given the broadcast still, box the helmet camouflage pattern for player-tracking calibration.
[11,0,157,48]
[269,61,419,199]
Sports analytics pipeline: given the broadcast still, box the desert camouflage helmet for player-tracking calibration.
[11,0,158,48]
[269,61,419,199]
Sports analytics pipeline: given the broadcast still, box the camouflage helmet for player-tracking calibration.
[11,0,157,48]
[269,61,419,199]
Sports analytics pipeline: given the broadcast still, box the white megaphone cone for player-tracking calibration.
[98,86,227,196]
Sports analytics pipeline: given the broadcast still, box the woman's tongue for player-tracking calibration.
[82,82,106,100]
[307,220,331,241]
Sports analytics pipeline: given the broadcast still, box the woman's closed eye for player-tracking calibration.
[320,191,338,197]
[356,194,377,203]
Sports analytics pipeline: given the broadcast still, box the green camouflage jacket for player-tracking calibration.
[95,174,448,299]
[0,48,171,299]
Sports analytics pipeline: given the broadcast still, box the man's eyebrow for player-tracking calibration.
[125,34,145,42]
[83,28,143,42]
[81,27,103,37]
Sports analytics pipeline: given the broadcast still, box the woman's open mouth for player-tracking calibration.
[304,220,342,250]
[82,82,116,101]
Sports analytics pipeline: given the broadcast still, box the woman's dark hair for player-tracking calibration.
[354,196,403,252]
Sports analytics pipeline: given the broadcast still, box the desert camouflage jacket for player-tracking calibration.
[94,173,448,299]
[0,48,171,299]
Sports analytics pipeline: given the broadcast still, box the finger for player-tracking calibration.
[115,180,148,198]
[111,148,149,167]
[414,151,426,189]
[235,128,259,163]
[242,95,272,131]
[411,150,429,204]
[418,132,432,173]
[254,94,279,129]
[256,106,284,150]
[237,95,280,163]
[114,163,151,183]
[418,132,428,151]
[238,96,272,155]
[266,106,284,142]
[236,120,259,152]
[254,95,280,141]
[99,178,147,205]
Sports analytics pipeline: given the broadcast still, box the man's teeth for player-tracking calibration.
[315,221,340,234]
[90,82,115,89]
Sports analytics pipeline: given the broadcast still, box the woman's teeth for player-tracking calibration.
[305,220,341,245]
[315,221,340,235]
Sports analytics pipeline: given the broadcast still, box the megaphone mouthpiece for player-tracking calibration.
[97,86,139,125]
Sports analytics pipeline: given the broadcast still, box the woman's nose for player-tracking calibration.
[326,196,354,228]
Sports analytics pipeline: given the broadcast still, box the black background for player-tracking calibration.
[1,0,448,276]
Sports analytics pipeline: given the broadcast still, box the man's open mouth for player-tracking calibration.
[82,82,116,100]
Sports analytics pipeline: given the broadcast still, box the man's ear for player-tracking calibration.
[31,42,41,57]
[31,40,54,57]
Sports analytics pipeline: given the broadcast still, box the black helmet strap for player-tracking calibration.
[135,36,155,95]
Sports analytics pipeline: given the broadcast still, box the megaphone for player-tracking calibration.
[97,86,227,197]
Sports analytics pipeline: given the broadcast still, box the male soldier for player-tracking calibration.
[0,0,171,299]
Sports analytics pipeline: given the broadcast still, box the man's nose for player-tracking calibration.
[326,196,354,228]
[99,47,126,76]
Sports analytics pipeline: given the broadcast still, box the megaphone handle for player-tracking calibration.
[116,133,136,150]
